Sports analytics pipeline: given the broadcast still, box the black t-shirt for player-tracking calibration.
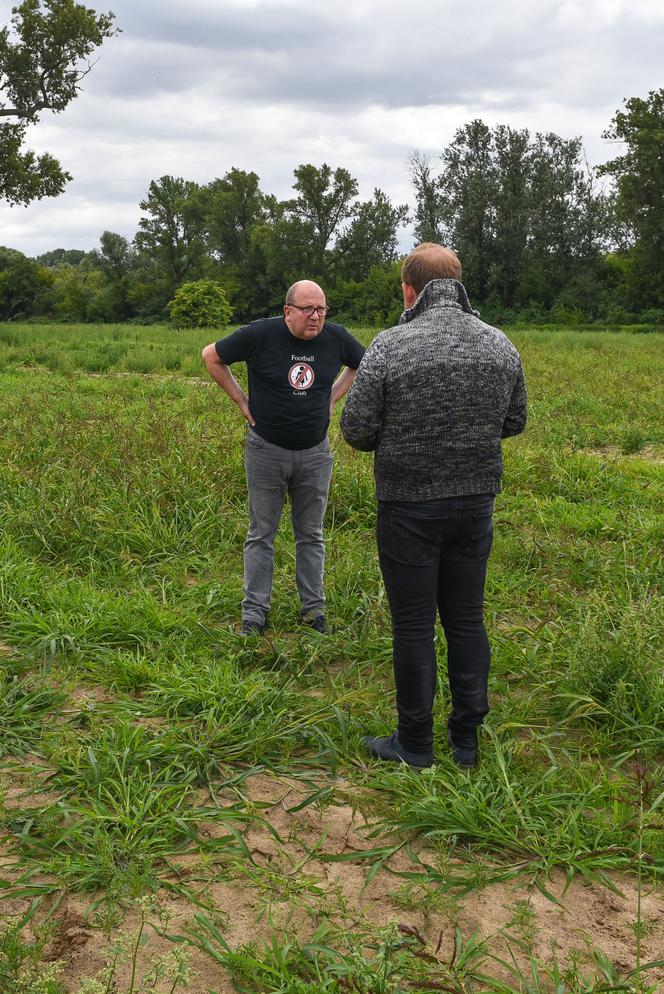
[215,317,365,450]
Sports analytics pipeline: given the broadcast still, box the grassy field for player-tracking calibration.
[0,322,663,993]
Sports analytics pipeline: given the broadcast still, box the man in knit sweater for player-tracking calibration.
[340,244,526,769]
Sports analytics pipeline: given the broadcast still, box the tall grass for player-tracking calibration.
[0,322,662,991]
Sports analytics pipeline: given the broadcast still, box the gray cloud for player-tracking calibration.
[92,1,560,110]
[1,0,663,256]
[76,0,664,116]
[111,1,346,53]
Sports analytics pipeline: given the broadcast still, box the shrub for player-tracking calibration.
[639,307,664,326]
[168,279,233,330]
[333,262,403,327]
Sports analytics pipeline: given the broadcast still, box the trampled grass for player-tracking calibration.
[0,321,663,992]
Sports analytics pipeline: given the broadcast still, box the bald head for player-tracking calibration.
[285,280,325,305]
[401,244,462,295]
[283,279,328,340]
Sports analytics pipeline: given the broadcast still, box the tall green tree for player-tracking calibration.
[438,119,499,300]
[51,262,112,321]
[241,206,318,318]
[333,188,408,280]
[35,247,88,267]
[200,168,267,266]
[523,133,590,305]
[0,254,53,318]
[85,230,135,319]
[288,163,358,270]
[0,245,28,270]
[412,120,607,310]
[492,125,530,308]
[408,151,444,243]
[135,176,205,289]
[96,230,134,278]
[0,0,116,205]
[599,88,664,308]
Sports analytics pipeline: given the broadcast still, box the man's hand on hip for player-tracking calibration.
[238,397,256,426]
[201,346,256,427]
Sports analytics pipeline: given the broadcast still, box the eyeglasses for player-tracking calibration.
[287,304,329,317]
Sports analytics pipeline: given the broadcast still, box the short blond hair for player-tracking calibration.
[401,243,462,294]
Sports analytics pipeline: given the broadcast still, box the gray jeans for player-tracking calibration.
[243,429,333,624]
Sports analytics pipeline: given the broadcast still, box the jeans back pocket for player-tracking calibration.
[377,505,445,566]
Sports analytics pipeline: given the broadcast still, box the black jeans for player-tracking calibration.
[377,494,495,754]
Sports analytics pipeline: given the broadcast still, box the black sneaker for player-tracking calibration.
[363,731,434,769]
[305,614,328,634]
[447,729,477,768]
[240,619,265,636]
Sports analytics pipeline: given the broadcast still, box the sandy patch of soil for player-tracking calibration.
[1,753,56,807]
[2,769,662,993]
[585,444,664,463]
[67,685,117,708]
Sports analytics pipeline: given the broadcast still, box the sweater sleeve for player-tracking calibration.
[340,337,387,451]
[501,362,527,438]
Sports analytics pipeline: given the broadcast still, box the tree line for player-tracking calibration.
[2,92,663,328]
[1,4,662,328]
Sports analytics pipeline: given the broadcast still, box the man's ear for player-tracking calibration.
[402,282,418,309]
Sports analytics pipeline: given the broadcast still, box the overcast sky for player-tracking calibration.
[1,0,663,257]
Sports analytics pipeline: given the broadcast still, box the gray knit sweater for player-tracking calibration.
[340,279,527,501]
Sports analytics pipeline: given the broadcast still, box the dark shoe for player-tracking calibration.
[363,731,434,769]
[305,614,328,634]
[447,729,477,768]
[240,618,265,636]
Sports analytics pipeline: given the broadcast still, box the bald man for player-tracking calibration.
[202,281,365,635]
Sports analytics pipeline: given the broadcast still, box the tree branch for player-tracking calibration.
[0,104,51,117]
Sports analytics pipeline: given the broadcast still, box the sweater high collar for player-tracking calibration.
[399,278,479,324]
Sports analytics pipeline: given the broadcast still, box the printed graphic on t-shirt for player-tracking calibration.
[288,362,315,390]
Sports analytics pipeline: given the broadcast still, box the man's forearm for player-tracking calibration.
[331,366,357,406]
[204,353,245,403]
[201,345,254,424]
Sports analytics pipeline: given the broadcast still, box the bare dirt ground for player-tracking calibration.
[2,769,663,993]
[584,443,664,463]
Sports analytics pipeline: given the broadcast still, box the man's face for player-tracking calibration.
[284,288,328,340]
